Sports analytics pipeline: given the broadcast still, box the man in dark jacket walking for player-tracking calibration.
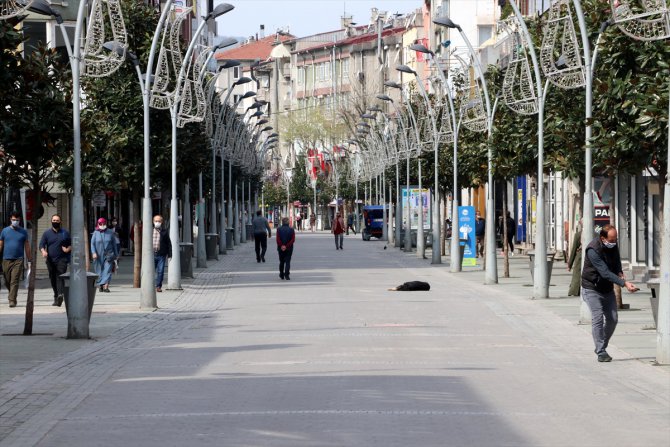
[276,217,295,280]
[252,210,272,263]
[39,214,71,306]
[581,224,638,362]
[152,215,172,292]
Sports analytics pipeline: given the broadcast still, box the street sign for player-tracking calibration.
[92,192,106,207]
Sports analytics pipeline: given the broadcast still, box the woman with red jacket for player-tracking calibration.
[332,212,345,250]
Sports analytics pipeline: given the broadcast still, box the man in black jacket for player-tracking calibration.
[276,217,295,280]
[152,215,172,292]
[581,224,638,362]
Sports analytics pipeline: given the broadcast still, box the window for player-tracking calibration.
[233,94,241,104]
[478,25,493,46]
[324,62,331,81]
[233,66,241,79]
[297,67,305,85]
[341,58,350,79]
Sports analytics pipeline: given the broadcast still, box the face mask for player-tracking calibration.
[111,221,117,226]
[154,222,162,229]
[52,222,61,230]
[602,240,616,249]
[99,225,107,231]
[10,220,19,227]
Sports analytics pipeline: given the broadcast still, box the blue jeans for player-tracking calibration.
[154,254,167,288]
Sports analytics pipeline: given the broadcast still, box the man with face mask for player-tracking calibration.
[152,215,171,292]
[39,214,71,306]
[581,224,638,362]
[0,212,32,308]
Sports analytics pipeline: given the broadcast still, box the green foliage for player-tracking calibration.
[0,20,72,189]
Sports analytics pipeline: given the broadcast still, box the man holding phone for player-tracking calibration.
[581,224,638,362]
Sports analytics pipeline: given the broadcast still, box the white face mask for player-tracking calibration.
[99,225,107,230]
[10,220,20,227]
[603,240,616,249]
[154,222,162,229]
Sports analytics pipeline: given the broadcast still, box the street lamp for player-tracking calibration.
[409,42,462,270]
[395,66,426,259]
[398,57,442,264]
[383,81,415,253]
[25,0,129,335]
[433,18,499,284]
[167,3,234,290]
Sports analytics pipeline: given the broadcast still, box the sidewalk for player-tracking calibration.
[0,233,667,446]
[0,253,184,384]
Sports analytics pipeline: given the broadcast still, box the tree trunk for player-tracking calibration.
[23,182,40,335]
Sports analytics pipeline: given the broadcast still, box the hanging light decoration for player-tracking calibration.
[610,0,670,41]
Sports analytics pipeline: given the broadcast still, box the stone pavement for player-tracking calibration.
[0,232,668,446]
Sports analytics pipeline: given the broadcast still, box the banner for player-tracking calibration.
[401,187,431,231]
[458,206,476,267]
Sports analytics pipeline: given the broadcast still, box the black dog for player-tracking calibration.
[388,281,430,291]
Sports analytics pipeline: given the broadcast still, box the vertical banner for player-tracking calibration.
[516,176,527,243]
[458,205,476,267]
[401,187,431,230]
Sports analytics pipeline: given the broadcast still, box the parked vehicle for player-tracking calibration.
[362,205,386,241]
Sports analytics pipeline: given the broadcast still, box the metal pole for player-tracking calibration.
[395,161,401,247]
[219,156,227,254]
[196,173,207,268]
[417,159,425,259]
[240,180,246,243]
[210,145,217,236]
[234,182,240,245]
[382,172,388,241]
[67,0,91,338]
[183,180,192,244]
[658,80,670,364]
[451,120,462,273]
[139,0,173,309]
[405,152,412,252]
[509,0,547,297]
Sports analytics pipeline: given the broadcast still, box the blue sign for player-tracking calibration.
[458,206,476,266]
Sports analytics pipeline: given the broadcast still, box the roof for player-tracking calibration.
[293,27,406,54]
[215,34,294,62]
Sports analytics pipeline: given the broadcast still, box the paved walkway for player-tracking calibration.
[0,232,668,446]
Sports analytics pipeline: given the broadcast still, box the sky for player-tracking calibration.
[216,0,423,39]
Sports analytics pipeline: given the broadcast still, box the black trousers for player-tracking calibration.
[278,248,292,277]
[46,257,68,298]
[254,233,268,260]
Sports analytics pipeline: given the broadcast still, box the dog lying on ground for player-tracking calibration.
[388,281,430,291]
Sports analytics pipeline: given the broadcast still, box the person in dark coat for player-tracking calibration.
[581,224,638,362]
[39,214,71,306]
[252,210,272,263]
[152,215,172,292]
[474,210,485,258]
[276,217,295,280]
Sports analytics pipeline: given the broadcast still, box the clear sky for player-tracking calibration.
[216,0,423,39]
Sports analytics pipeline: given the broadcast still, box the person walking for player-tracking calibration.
[276,217,295,280]
[332,212,345,250]
[581,224,638,362]
[346,212,356,235]
[474,210,485,258]
[152,215,171,292]
[90,217,118,293]
[309,213,316,232]
[295,213,302,231]
[503,211,515,256]
[110,217,122,256]
[567,222,582,296]
[252,210,272,263]
[39,214,71,306]
[0,212,32,308]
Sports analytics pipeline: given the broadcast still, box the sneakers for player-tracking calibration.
[261,256,265,263]
[285,275,290,281]
[257,258,261,263]
[279,273,284,280]
[156,287,162,293]
[57,294,64,306]
[597,353,613,362]
[8,301,16,308]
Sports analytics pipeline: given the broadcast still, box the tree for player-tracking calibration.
[0,20,72,334]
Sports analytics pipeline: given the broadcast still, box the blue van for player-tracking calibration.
[362,205,386,241]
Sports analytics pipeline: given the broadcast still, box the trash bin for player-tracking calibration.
[60,272,99,320]
[226,228,234,250]
[205,233,219,260]
[528,251,556,284]
[246,224,254,241]
[180,242,194,278]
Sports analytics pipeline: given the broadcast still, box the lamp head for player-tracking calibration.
[396,65,417,76]
[376,94,393,102]
[241,91,257,99]
[24,0,62,22]
[384,81,402,90]
[360,113,376,119]
[409,43,433,56]
[368,105,382,113]
[216,37,238,50]
[256,119,269,126]
[433,16,461,31]
[221,59,241,69]
[555,54,568,70]
[261,126,273,132]
[235,76,253,86]
[209,3,234,19]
